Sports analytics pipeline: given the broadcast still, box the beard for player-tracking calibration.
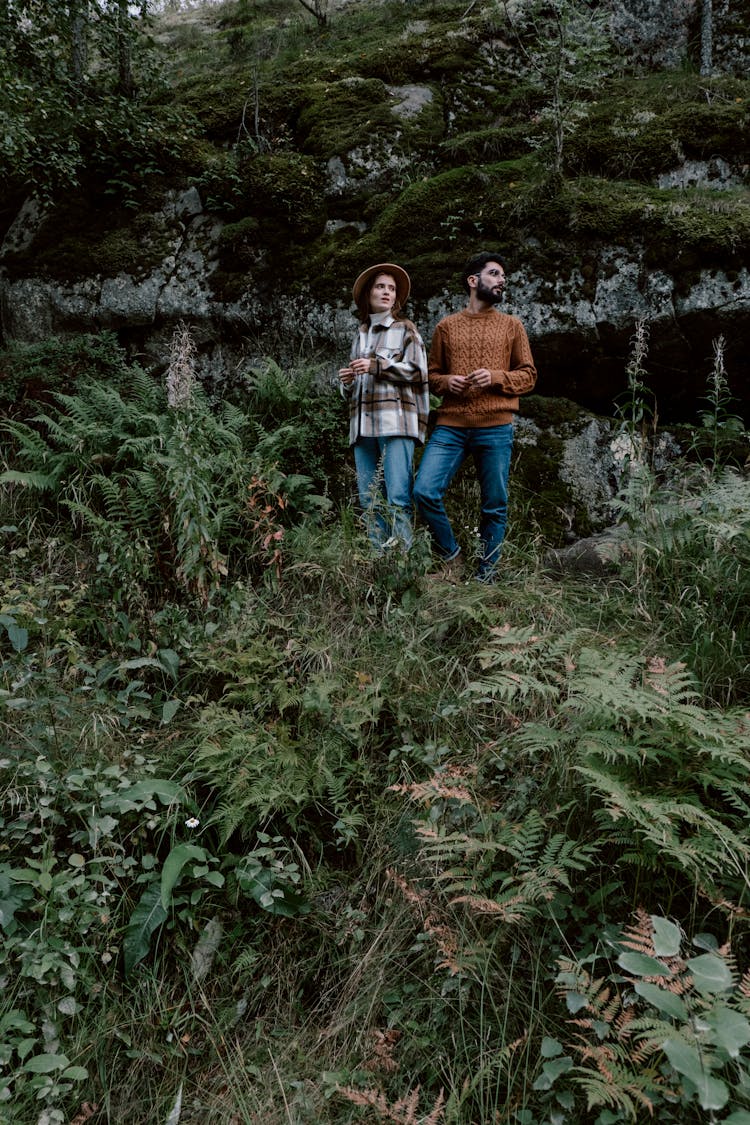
[476,280,504,305]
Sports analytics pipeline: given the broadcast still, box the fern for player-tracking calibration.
[551,910,750,1119]
[411,806,598,927]
[461,626,750,908]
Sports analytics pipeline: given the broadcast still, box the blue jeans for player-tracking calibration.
[353,436,416,551]
[413,424,514,579]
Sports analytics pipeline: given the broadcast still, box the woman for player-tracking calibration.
[339,262,429,553]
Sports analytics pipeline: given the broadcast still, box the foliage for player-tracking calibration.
[548,910,750,1122]
[1,8,750,1117]
[497,0,615,175]
[0,335,331,616]
[0,331,135,414]
[0,1,183,201]
[691,335,748,467]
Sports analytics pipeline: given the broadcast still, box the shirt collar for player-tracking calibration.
[367,312,394,330]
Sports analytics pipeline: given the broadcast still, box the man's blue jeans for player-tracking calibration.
[354,435,415,551]
[413,424,514,579]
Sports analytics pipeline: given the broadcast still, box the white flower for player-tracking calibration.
[185,817,200,829]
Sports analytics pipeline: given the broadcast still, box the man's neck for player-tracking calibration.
[466,294,494,314]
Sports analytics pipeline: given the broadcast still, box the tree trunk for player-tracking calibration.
[115,0,135,97]
[70,3,88,96]
[700,0,713,75]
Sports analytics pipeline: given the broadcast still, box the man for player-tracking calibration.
[413,251,537,582]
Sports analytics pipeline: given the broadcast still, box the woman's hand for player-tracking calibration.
[339,366,356,386]
[350,357,372,376]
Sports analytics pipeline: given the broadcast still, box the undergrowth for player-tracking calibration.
[0,327,749,1124]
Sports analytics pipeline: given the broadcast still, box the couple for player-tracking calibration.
[339,251,537,583]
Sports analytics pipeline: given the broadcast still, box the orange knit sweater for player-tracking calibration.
[428,308,537,428]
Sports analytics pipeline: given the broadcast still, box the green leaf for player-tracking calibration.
[686,954,733,995]
[541,1037,563,1058]
[533,1055,573,1091]
[160,844,208,911]
[634,981,687,1020]
[565,991,589,1014]
[24,1053,70,1074]
[663,1037,704,1083]
[725,1112,750,1124]
[693,1073,729,1112]
[650,915,681,958]
[121,780,183,808]
[123,883,168,977]
[161,699,181,724]
[237,866,310,918]
[617,951,671,977]
[157,648,180,681]
[62,1066,88,1081]
[662,1037,731,1106]
[704,1007,750,1058]
[2,620,28,653]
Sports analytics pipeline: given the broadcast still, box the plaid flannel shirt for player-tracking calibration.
[342,316,430,445]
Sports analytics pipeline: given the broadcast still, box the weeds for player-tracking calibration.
[1,329,750,1123]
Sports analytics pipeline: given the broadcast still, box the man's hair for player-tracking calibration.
[461,251,507,294]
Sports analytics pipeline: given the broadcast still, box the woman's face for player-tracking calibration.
[368,273,397,314]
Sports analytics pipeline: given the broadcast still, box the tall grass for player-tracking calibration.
[1,330,749,1123]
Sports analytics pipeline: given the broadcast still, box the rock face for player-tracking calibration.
[1,0,749,427]
[3,185,748,425]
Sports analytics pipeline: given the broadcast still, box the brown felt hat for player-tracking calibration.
[352,262,411,308]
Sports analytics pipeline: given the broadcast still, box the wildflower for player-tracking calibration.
[185,816,200,829]
[166,322,197,410]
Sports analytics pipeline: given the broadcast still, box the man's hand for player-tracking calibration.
[339,366,356,386]
[468,367,492,389]
[447,374,470,395]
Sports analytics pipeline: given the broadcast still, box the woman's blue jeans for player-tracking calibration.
[353,436,415,551]
[413,424,514,580]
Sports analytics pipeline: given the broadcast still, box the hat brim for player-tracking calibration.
[352,262,411,308]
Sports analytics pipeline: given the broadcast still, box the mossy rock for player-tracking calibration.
[295,76,443,160]
[560,179,750,263]
[358,159,540,257]
[566,75,750,180]
[200,149,327,237]
[440,122,539,166]
[510,395,625,545]
[2,203,169,282]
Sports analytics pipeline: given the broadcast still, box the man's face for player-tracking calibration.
[369,273,398,314]
[473,262,505,305]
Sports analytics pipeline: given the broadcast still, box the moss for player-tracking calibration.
[3,204,169,282]
[296,77,395,156]
[246,152,327,236]
[440,122,539,166]
[362,159,538,256]
[559,179,750,263]
[512,436,595,545]
[566,75,750,180]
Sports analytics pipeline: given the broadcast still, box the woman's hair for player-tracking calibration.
[461,250,507,294]
[356,272,405,323]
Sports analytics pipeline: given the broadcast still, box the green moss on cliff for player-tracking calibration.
[3,203,169,282]
[566,75,750,180]
[562,179,750,262]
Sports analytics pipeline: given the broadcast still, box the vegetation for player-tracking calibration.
[1,2,750,1122]
[1,322,749,1123]
[2,0,748,316]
